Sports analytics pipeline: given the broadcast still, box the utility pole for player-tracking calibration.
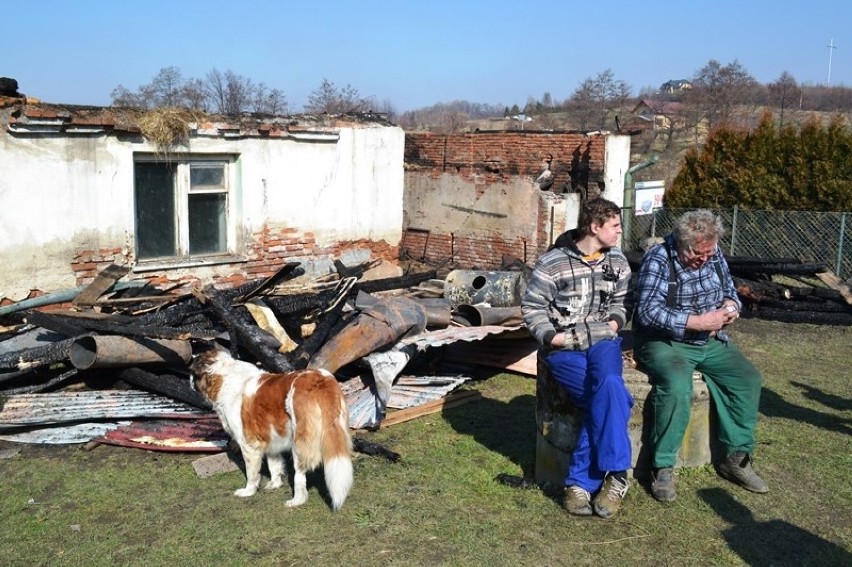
[827,38,837,85]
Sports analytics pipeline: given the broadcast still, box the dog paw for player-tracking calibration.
[234,487,257,498]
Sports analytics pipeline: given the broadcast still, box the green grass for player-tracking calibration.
[1,318,850,566]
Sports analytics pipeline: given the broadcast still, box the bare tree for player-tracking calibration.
[304,78,372,114]
[182,78,209,112]
[253,85,288,115]
[686,59,758,132]
[112,66,289,116]
[110,84,148,108]
[204,69,256,115]
[768,71,800,127]
[149,66,185,107]
[567,69,632,131]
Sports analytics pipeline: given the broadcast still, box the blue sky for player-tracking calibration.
[6,0,851,113]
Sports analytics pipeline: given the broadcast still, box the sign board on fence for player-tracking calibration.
[634,180,665,216]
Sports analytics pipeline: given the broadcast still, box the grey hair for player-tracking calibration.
[673,209,725,250]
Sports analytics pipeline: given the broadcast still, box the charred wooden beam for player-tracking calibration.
[356,270,437,295]
[234,261,303,303]
[0,338,75,372]
[72,263,132,306]
[25,312,217,341]
[741,307,852,326]
[199,289,294,373]
[1,368,79,394]
[754,298,850,313]
[288,287,358,370]
[21,310,88,337]
[734,262,828,279]
[734,277,792,302]
[726,256,802,266]
[118,367,212,410]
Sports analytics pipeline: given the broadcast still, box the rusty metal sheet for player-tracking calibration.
[94,415,229,452]
[0,390,206,431]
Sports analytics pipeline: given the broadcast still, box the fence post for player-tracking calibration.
[837,212,847,278]
[730,205,738,255]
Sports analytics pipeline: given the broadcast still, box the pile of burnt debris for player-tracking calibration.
[0,260,532,453]
[1,252,848,455]
[626,253,852,326]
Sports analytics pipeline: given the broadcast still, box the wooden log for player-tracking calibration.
[118,367,212,410]
[741,307,852,326]
[815,270,852,306]
[200,289,294,373]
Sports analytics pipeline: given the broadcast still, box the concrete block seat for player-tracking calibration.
[534,348,719,491]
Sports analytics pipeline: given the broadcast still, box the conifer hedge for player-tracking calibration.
[666,113,852,211]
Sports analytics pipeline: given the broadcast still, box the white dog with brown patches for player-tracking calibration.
[190,349,353,511]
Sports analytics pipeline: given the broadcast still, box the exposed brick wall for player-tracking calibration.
[403,131,606,269]
[71,226,399,291]
[405,130,605,189]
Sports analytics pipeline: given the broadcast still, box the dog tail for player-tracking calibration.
[323,398,354,512]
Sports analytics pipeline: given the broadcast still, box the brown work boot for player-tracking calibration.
[593,474,629,519]
[651,467,677,502]
[563,485,593,516]
[716,452,769,493]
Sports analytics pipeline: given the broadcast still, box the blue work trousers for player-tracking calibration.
[546,338,633,492]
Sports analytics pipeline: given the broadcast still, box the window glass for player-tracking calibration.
[189,193,227,254]
[190,164,225,190]
[134,162,177,259]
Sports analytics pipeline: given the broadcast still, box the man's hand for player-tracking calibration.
[688,307,737,332]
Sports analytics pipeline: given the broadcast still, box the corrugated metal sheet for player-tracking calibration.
[95,415,229,452]
[341,374,470,429]
[0,422,129,444]
[397,325,523,351]
[0,390,206,431]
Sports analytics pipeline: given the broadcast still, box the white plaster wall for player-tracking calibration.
[404,173,538,241]
[0,123,405,300]
[602,133,632,207]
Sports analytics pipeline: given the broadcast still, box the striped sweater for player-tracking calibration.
[522,233,632,352]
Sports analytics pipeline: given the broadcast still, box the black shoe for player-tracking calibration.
[651,467,677,502]
[716,452,769,493]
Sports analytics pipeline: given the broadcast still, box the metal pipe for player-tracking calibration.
[0,281,147,318]
[69,334,192,370]
[444,270,526,308]
[453,304,523,327]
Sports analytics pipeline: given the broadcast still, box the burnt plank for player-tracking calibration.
[72,264,132,306]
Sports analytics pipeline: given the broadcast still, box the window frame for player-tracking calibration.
[133,153,242,270]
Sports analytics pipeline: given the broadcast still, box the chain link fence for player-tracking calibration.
[622,207,852,280]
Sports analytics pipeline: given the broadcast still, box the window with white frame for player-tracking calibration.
[134,156,235,261]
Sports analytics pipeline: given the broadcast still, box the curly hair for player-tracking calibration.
[673,209,725,250]
[577,198,622,237]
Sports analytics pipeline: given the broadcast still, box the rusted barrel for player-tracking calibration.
[69,334,192,370]
[444,270,526,308]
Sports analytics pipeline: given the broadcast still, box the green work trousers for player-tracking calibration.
[633,333,763,469]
